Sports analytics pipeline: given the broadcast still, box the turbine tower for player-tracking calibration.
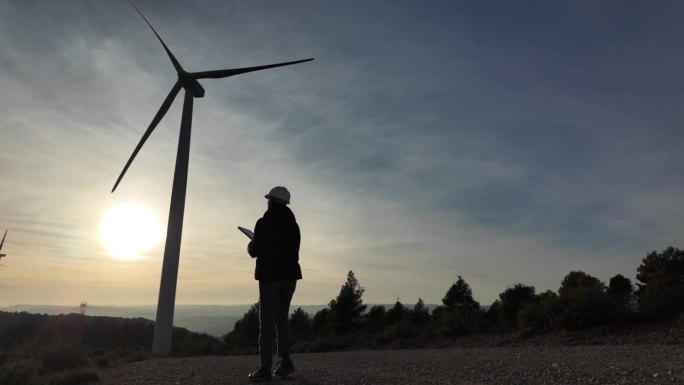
[0,230,7,262]
[112,4,313,355]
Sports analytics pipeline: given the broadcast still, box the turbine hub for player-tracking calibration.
[180,73,205,98]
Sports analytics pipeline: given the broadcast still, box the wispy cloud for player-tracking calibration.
[0,1,682,307]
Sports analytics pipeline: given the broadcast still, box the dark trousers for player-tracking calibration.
[258,280,296,369]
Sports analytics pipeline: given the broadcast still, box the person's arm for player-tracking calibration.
[247,218,264,258]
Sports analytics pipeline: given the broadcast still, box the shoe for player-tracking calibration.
[248,367,272,382]
[273,359,294,378]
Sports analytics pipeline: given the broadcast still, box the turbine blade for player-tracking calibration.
[131,3,185,75]
[190,58,314,79]
[0,230,6,250]
[112,81,182,193]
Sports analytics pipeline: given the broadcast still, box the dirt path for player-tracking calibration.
[96,345,683,385]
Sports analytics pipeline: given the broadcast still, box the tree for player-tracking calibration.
[411,298,431,325]
[229,302,260,343]
[312,308,332,334]
[442,276,480,315]
[559,271,605,297]
[496,284,536,330]
[607,274,633,312]
[557,271,613,330]
[636,246,684,317]
[386,301,409,325]
[289,307,312,341]
[364,305,387,332]
[329,271,367,333]
[518,290,560,332]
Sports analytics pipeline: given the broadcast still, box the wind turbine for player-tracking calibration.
[112,4,313,355]
[0,230,7,266]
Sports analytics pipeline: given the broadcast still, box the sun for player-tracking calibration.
[99,203,162,260]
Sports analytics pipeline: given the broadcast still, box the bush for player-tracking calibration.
[386,301,409,325]
[40,344,89,373]
[410,298,431,326]
[433,308,480,336]
[383,319,418,340]
[496,284,536,330]
[608,274,634,312]
[49,370,99,385]
[289,307,313,342]
[225,302,260,346]
[312,308,333,334]
[308,337,343,352]
[518,290,560,333]
[556,271,614,330]
[0,356,42,385]
[364,306,387,332]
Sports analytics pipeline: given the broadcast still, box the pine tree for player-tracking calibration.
[442,276,480,315]
[329,270,367,333]
[636,246,684,317]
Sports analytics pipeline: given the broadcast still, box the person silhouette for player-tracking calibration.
[247,186,302,382]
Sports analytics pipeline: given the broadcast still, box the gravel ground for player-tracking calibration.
[96,345,683,385]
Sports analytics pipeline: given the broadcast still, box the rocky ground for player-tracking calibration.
[95,344,683,385]
[94,323,683,384]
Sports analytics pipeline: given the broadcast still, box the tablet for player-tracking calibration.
[238,226,254,239]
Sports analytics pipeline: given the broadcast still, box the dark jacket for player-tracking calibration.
[248,203,302,281]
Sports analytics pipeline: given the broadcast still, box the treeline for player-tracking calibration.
[225,246,684,352]
[0,312,222,385]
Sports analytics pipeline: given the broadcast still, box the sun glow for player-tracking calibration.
[99,203,162,260]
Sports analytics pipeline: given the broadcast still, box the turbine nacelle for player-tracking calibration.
[180,72,205,98]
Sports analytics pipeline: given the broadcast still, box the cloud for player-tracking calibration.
[0,1,682,306]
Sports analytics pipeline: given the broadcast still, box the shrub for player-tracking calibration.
[383,319,418,340]
[607,274,633,312]
[556,271,614,330]
[308,337,343,352]
[312,308,333,334]
[227,303,260,344]
[433,308,480,336]
[364,305,387,332]
[410,298,431,326]
[40,344,89,373]
[386,301,409,325]
[289,307,313,342]
[49,370,99,385]
[518,290,559,333]
[496,284,536,330]
[0,356,42,385]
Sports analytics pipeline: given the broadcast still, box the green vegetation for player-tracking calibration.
[636,246,684,317]
[0,312,222,384]
[1,245,681,381]
[225,246,683,352]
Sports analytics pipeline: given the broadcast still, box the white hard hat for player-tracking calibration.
[265,186,291,204]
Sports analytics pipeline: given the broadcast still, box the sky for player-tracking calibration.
[1,0,683,308]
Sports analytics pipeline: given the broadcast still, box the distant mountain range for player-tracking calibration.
[0,304,327,337]
[1,303,442,337]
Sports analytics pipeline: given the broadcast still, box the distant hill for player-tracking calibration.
[0,304,329,337]
[0,310,223,379]
[0,304,439,336]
